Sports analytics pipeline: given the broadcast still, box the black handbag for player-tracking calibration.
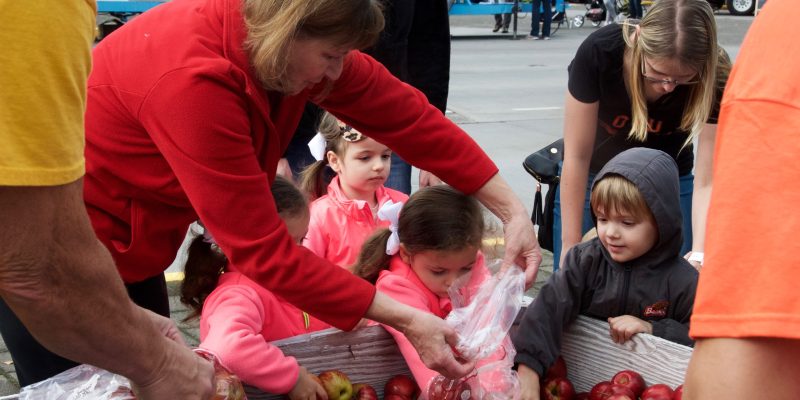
[522,139,563,252]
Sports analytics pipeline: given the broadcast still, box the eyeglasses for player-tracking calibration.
[641,58,700,86]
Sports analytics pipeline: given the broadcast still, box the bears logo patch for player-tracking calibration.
[644,300,669,318]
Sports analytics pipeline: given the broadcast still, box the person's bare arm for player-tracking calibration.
[685,338,800,400]
[559,92,599,265]
[0,181,214,399]
[473,173,542,287]
[686,123,716,269]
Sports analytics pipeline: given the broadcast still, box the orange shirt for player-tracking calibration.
[690,0,800,339]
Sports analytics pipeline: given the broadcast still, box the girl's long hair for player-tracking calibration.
[243,0,384,92]
[180,176,308,319]
[353,186,485,284]
[622,0,728,146]
[299,112,350,199]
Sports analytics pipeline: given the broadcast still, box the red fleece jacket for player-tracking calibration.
[83,0,498,329]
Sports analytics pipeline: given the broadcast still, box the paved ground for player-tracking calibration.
[0,7,753,397]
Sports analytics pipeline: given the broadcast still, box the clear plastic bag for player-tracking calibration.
[427,263,525,400]
[17,349,246,400]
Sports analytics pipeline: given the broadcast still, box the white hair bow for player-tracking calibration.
[308,132,327,162]
[377,200,403,255]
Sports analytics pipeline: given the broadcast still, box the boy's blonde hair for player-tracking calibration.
[622,0,726,147]
[590,175,653,222]
[243,0,384,92]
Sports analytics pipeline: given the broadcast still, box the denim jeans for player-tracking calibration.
[628,0,643,19]
[531,0,552,38]
[552,162,694,270]
[385,152,412,195]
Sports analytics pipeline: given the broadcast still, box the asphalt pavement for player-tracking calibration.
[0,8,753,397]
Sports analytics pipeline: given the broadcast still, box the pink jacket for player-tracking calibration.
[199,271,331,394]
[303,176,408,270]
[376,253,494,397]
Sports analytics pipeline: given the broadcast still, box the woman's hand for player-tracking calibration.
[517,364,542,400]
[473,174,542,288]
[288,367,328,400]
[608,315,652,344]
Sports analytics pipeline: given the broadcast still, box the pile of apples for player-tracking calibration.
[540,357,684,400]
[314,370,420,400]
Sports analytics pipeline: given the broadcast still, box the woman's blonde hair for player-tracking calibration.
[622,0,727,146]
[243,0,384,92]
[590,175,653,222]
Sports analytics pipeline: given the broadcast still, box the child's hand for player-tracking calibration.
[517,364,542,400]
[607,315,653,344]
[288,367,327,400]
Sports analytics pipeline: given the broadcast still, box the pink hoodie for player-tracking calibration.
[199,271,331,394]
[376,253,503,397]
[303,176,408,270]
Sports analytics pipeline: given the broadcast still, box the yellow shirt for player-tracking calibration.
[0,0,96,186]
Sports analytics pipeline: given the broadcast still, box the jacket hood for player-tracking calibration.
[592,148,682,267]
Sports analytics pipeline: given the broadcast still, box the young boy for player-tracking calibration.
[513,148,698,398]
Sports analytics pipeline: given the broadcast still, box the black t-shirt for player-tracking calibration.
[567,24,722,175]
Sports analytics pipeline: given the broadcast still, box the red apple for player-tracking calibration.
[611,370,646,398]
[318,370,353,400]
[545,356,569,380]
[352,383,378,400]
[589,381,635,400]
[606,395,634,400]
[385,374,421,400]
[575,393,590,400]
[386,395,410,400]
[542,377,575,400]
[673,385,683,400]
[641,384,674,400]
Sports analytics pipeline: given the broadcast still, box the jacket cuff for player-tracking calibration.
[514,353,546,377]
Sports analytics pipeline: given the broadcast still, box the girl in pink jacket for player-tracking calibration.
[301,112,408,271]
[181,176,330,399]
[354,186,507,399]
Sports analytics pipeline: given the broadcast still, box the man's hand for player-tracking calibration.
[401,310,475,379]
[608,315,652,345]
[419,170,443,188]
[143,308,186,346]
[132,338,216,400]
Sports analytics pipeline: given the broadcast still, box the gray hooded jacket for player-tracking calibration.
[513,148,698,377]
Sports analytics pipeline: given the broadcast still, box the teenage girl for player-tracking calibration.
[354,185,509,397]
[555,0,731,270]
[181,176,329,400]
[301,112,408,271]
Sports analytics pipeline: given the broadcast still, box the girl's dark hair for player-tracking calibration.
[353,185,484,284]
[180,176,308,319]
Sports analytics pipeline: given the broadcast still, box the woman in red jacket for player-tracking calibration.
[0,0,541,390]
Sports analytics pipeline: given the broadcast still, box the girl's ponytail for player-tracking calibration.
[180,230,227,320]
[299,160,330,200]
[352,228,394,284]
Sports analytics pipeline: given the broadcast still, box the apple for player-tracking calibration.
[611,370,646,398]
[575,393,590,400]
[318,370,353,400]
[641,384,674,400]
[352,383,378,400]
[542,377,575,400]
[386,395,411,400]
[385,374,420,400]
[589,382,635,400]
[606,395,634,400]
[673,385,683,400]
[545,356,569,381]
